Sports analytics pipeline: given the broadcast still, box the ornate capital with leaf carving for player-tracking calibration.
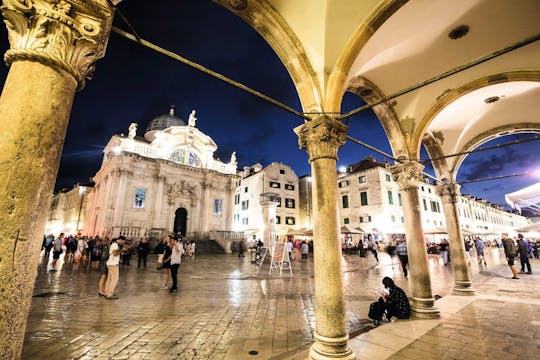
[437,182,461,204]
[1,0,115,90]
[390,161,424,190]
[294,115,347,162]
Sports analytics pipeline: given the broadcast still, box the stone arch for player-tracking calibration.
[411,70,540,159]
[213,0,322,113]
[347,76,409,159]
[451,125,540,182]
[326,0,410,113]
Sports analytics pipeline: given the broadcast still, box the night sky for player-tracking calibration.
[0,0,537,210]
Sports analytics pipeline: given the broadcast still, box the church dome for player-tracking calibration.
[144,106,186,141]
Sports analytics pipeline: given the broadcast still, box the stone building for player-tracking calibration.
[45,183,92,236]
[83,107,239,240]
[299,156,529,243]
[233,162,300,245]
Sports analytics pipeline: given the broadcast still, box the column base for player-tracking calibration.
[411,297,440,319]
[309,332,356,360]
[452,281,476,296]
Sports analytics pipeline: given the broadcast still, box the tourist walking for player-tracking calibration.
[50,233,64,271]
[474,237,487,266]
[301,241,309,260]
[395,240,409,277]
[98,237,110,297]
[137,238,150,269]
[238,240,245,258]
[517,234,532,274]
[439,239,449,265]
[368,236,379,262]
[463,239,471,263]
[501,233,519,279]
[161,236,173,289]
[169,236,184,293]
[105,236,125,299]
[286,239,293,261]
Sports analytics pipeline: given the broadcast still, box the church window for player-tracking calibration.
[214,199,222,215]
[188,151,202,167]
[270,181,280,188]
[169,150,185,165]
[134,188,146,208]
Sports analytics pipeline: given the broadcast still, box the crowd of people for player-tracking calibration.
[41,232,198,299]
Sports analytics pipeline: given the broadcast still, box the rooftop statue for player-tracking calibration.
[188,110,197,127]
[128,123,137,139]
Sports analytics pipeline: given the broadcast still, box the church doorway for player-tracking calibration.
[174,208,188,236]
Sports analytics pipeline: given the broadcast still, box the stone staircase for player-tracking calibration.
[192,239,227,254]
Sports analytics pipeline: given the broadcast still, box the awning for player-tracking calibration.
[354,225,370,233]
[515,221,540,233]
[340,226,362,234]
[505,182,540,213]
[461,228,476,236]
[286,228,306,236]
[424,227,448,234]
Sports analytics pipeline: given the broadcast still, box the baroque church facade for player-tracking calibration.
[83,107,239,240]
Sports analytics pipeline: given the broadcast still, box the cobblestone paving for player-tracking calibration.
[22,248,534,359]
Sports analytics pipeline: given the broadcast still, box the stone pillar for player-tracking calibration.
[390,161,440,318]
[0,2,114,358]
[200,181,211,232]
[294,116,355,360]
[437,183,476,295]
[112,169,129,235]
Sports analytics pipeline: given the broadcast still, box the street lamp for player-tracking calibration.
[76,186,86,233]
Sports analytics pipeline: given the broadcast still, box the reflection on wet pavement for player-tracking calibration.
[23,248,538,359]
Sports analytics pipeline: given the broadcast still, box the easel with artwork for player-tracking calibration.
[269,242,292,276]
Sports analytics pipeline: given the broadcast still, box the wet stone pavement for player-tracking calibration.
[23,248,539,359]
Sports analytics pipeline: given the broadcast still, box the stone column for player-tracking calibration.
[0,2,114,358]
[390,161,440,318]
[200,181,211,233]
[294,116,355,360]
[437,183,476,295]
[112,169,129,235]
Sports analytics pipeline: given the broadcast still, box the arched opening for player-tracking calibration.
[174,208,188,236]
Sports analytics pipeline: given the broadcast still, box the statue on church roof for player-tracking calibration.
[128,123,137,139]
[230,151,237,165]
[188,110,197,127]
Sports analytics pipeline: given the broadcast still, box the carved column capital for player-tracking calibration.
[1,0,115,90]
[437,182,461,204]
[390,161,424,190]
[294,115,347,162]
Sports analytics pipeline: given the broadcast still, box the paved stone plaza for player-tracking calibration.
[23,248,539,360]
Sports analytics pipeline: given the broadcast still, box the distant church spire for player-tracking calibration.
[169,104,175,115]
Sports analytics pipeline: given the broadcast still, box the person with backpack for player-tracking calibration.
[502,233,519,279]
[90,237,103,270]
[517,234,532,274]
[98,237,111,297]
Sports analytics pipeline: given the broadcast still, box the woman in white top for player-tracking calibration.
[169,237,184,293]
